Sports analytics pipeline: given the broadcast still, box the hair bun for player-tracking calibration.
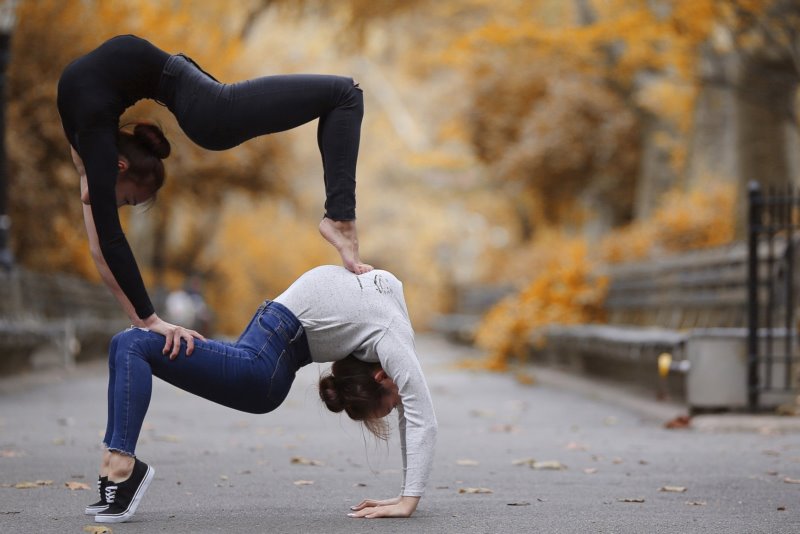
[318,376,345,413]
[133,122,171,159]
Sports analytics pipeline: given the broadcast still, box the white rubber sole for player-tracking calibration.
[84,504,108,515]
[94,465,154,524]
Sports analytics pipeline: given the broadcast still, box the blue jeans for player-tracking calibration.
[103,301,312,456]
[157,54,363,221]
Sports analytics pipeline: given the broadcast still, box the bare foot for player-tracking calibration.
[319,218,373,274]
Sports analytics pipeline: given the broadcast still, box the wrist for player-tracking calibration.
[398,496,420,515]
[142,313,159,328]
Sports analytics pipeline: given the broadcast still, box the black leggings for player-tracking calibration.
[157,54,363,221]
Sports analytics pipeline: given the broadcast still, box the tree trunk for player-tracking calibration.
[685,45,740,191]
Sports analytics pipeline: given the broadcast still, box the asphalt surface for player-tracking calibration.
[1,334,798,533]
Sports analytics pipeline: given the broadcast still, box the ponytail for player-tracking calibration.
[318,355,391,440]
[117,121,170,194]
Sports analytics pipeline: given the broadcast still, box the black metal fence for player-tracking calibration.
[748,181,800,409]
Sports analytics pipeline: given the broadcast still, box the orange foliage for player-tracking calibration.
[476,181,737,369]
[601,182,737,263]
[472,231,607,371]
[443,0,790,233]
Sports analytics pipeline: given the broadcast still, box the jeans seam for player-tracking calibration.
[121,340,132,453]
[265,349,287,401]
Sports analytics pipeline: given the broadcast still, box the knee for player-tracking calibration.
[108,331,128,364]
[109,328,149,363]
[334,76,363,109]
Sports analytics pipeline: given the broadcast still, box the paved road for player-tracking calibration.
[1,334,798,533]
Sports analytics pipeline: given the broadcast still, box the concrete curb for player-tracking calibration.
[691,414,800,433]
[529,364,800,433]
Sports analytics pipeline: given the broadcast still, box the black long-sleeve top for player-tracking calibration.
[57,35,170,319]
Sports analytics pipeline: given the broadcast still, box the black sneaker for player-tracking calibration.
[84,475,109,515]
[94,458,155,523]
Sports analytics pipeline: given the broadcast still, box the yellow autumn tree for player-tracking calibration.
[473,230,608,370]
[475,180,738,370]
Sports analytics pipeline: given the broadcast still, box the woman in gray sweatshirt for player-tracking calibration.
[86,265,437,524]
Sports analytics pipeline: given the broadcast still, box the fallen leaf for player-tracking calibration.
[507,501,531,506]
[783,477,800,484]
[238,470,251,475]
[290,456,324,466]
[456,459,479,466]
[532,461,566,470]
[293,480,314,486]
[512,458,536,467]
[515,372,536,385]
[639,460,649,465]
[612,457,623,465]
[777,506,786,511]
[489,424,519,433]
[435,486,450,490]
[766,470,779,476]
[618,498,645,503]
[660,486,687,493]
[584,468,598,474]
[219,475,229,481]
[458,487,493,494]
[686,501,707,506]
[14,482,38,489]
[35,480,53,486]
[664,415,691,429]
[65,481,91,490]
[52,438,66,446]
[83,526,112,534]
[354,482,367,487]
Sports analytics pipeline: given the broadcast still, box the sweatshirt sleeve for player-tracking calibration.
[77,128,155,319]
[376,320,437,497]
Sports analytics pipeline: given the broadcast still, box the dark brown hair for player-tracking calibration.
[318,355,391,440]
[117,122,170,195]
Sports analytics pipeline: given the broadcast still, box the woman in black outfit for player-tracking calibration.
[57,34,371,355]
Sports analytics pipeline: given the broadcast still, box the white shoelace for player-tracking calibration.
[105,485,118,503]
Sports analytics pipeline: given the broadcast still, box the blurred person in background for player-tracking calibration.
[164,274,213,334]
[85,265,436,523]
[57,34,371,357]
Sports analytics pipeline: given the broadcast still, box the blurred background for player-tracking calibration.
[1,1,799,374]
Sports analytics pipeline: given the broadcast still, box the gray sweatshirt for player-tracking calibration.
[274,265,437,497]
